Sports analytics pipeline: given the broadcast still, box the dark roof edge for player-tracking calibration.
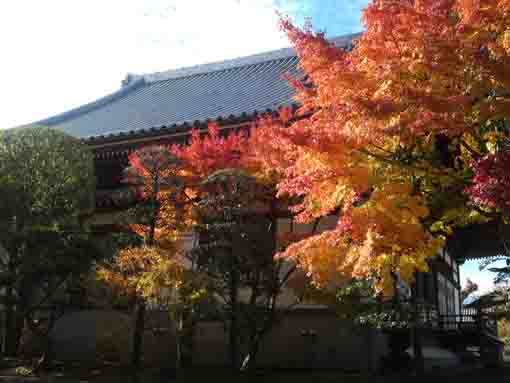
[88,104,299,148]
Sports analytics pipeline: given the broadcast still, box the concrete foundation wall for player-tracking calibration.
[46,308,388,370]
[256,309,387,370]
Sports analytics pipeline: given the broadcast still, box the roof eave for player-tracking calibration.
[86,103,299,148]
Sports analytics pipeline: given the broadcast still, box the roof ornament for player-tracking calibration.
[121,74,136,88]
[121,73,144,88]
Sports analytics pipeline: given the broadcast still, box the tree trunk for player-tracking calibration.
[3,286,17,356]
[412,326,424,374]
[229,267,240,372]
[241,333,261,372]
[3,251,20,357]
[34,332,54,372]
[241,304,277,372]
[411,286,424,374]
[174,311,182,370]
[241,215,279,373]
[180,308,195,368]
[131,301,146,368]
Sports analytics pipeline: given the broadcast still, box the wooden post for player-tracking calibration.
[131,301,146,368]
[411,284,424,375]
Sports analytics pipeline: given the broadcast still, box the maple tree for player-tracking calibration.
[96,146,198,370]
[99,0,510,363]
[172,123,248,179]
[245,0,510,297]
[171,125,306,372]
[466,150,510,213]
[98,135,302,372]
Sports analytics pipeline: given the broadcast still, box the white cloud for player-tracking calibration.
[0,0,289,129]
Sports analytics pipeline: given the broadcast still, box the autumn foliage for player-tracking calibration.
[466,150,510,212]
[244,0,510,296]
[97,146,190,306]
[104,0,510,303]
[171,123,249,178]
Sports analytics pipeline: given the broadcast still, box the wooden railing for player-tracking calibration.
[372,301,500,339]
[435,310,498,338]
[409,305,498,337]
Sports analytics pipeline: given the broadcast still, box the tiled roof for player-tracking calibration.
[449,222,510,261]
[32,34,359,142]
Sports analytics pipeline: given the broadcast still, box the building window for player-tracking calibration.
[437,271,460,328]
[452,259,459,284]
[454,288,460,317]
[424,272,435,304]
[444,250,452,267]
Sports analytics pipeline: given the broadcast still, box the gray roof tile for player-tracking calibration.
[32,34,359,141]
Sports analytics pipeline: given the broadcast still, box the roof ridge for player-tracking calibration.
[123,32,361,86]
[125,46,297,86]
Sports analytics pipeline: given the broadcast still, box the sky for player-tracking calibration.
[0,0,499,295]
[0,0,365,129]
[461,259,505,297]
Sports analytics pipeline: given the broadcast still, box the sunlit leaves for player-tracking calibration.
[96,245,185,302]
[246,0,510,295]
[104,0,510,301]
[171,123,248,179]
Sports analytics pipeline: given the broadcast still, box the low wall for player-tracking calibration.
[45,308,388,370]
[256,309,387,370]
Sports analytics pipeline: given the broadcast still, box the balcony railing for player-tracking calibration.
[374,301,498,337]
